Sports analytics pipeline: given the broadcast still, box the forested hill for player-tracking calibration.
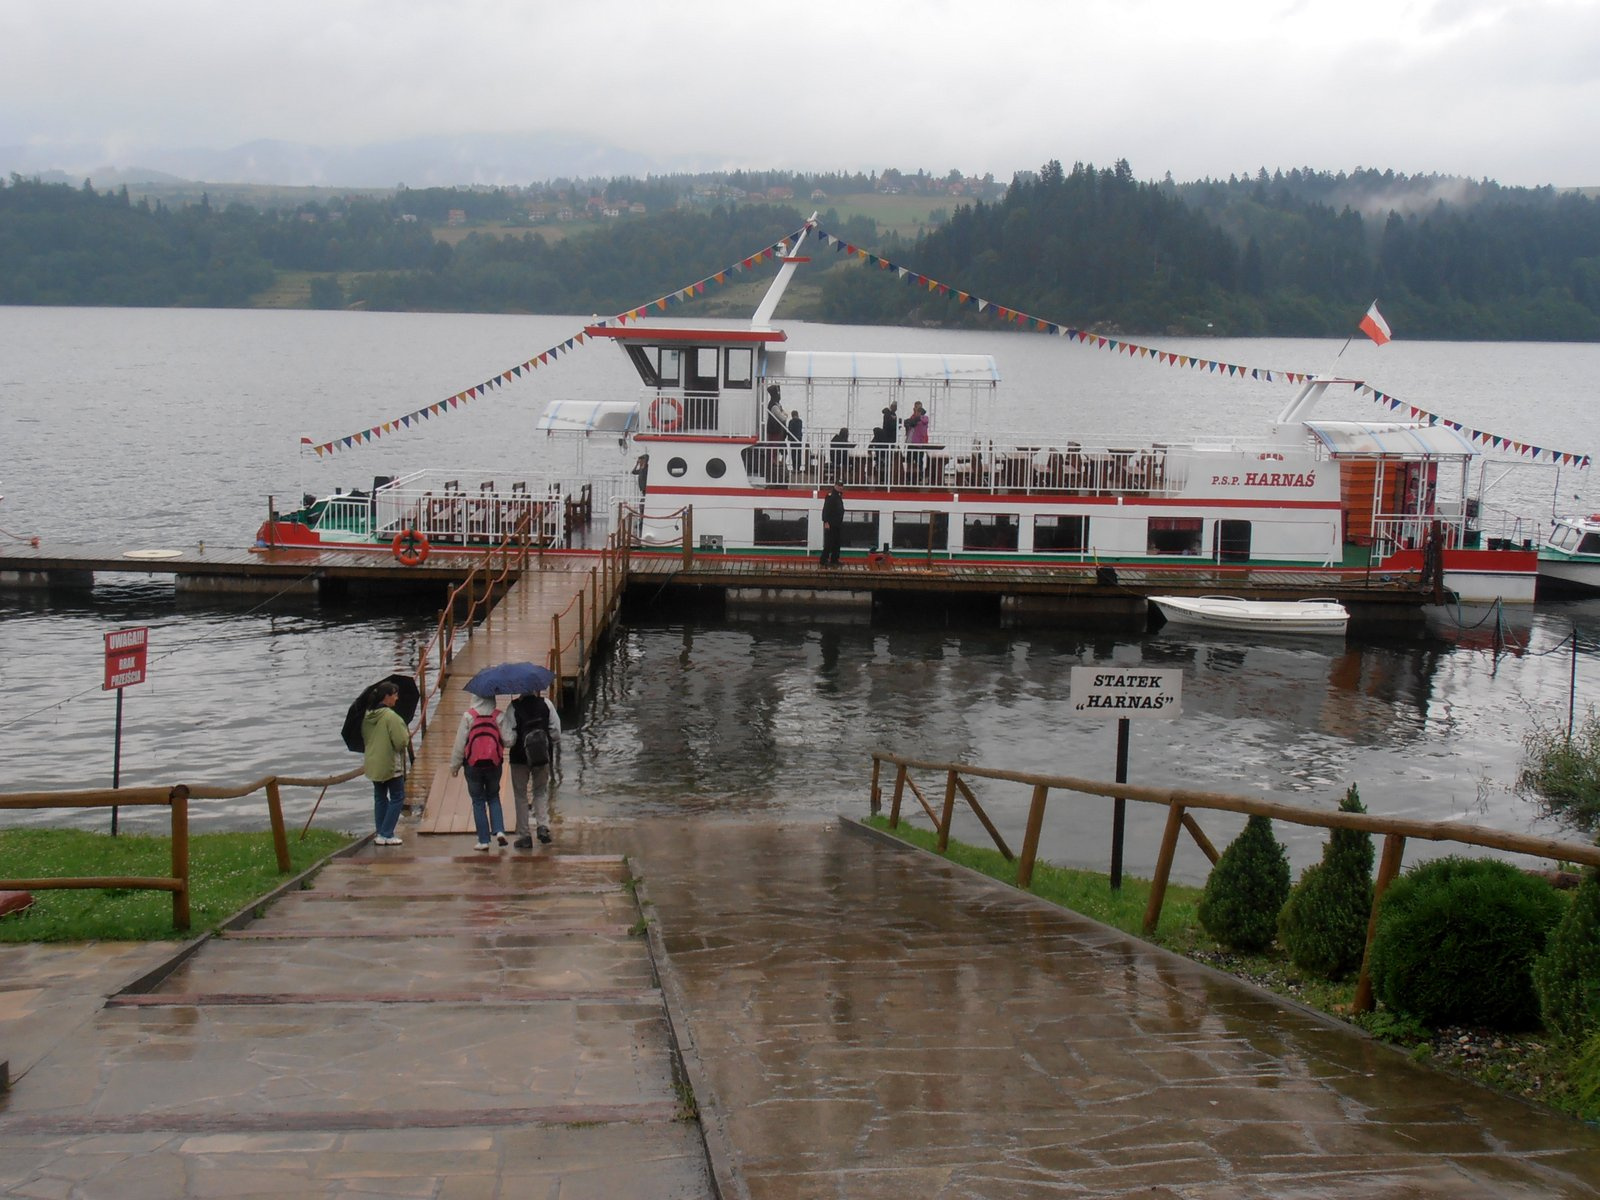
[4,162,1600,340]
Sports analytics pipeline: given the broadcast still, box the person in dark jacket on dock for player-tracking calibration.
[820,483,844,567]
[508,691,561,847]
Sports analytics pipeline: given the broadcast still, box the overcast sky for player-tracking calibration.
[4,0,1598,188]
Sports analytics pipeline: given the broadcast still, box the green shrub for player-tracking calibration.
[1278,784,1375,979]
[1532,870,1600,1042]
[1572,1028,1600,1120]
[1517,707,1600,835]
[1197,815,1290,953]
[1369,856,1565,1030]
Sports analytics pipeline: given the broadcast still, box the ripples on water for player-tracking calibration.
[4,308,1600,882]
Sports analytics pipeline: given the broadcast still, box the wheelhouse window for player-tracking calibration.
[724,347,754,388]
[891,510,949,552]
[1148,516,1204,555]
[1034,514,1087,551]
[963,512,1019,551]
[842,510,879,549]
[686,347,719,392]
[1582,531,1600,555]
[658,347,680,386]
[754,508,808,549]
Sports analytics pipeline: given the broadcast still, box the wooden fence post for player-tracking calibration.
[170,785,191,931]
[938,770,958,852]
[1352,833,1408,1013]
[1015,784,1050,890]
[1142,804,1186,935]
[888,763,908,826]
[265,779,290,873]
[682,508,694,568]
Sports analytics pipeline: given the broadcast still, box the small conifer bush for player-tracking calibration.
[1369,856,1565,1030]
[1278,784,1375,979]
[1197,815,1291,953]
[1532,869,1600,1042]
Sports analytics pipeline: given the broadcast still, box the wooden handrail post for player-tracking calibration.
[1180,812,1220,865]
[1352,833,1408,1013]
[869,756,883,816]
[1016,783,1049,890]
[682,507,694,569]
[590,566,599,644]
[1142,803,1186,935]
[265,779,290,873]
[938,769,958,852]
[888,763,908,826]
[170,785,191,931]
[550,614,563,707]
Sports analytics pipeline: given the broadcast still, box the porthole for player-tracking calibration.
[667,457,688,478]
[706,458,727,479]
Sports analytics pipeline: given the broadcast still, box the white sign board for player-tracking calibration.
[1070,667,1183,719]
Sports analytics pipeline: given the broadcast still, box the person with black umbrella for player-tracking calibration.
[362,682,411,845]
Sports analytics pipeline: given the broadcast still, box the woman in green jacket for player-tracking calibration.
[361,682,411,845]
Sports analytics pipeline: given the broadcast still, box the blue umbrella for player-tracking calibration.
[462,661,554,698]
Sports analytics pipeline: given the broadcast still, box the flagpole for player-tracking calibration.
[1334,334,1354,359]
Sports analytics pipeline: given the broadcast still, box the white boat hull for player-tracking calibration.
[1151,595,1349,635]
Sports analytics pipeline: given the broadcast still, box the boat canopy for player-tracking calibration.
[1303,420,1476,459]
[765,350,1000,384]
[537,400,639,434]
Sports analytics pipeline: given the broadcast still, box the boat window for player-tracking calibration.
[1581,532,1600,554]
[1034,514,1087,551]
[963,513,1019,551]
[1147,516,1204,556]
[686,347,719,393]
[1214,519,1251,562]
[657,348,681,386]
[725,347,753,389]
[706,457,727,479]
[754,508,808,548]
[842,510,879,549]
[666,457,688,478]
[891,510,949,552]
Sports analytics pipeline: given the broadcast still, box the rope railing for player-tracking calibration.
[548,526,632,706]
[868,751,1600,1013]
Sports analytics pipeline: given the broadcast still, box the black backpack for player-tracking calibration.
[513,696,552,767]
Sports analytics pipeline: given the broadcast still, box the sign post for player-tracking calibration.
[103,627,150,836]
[1069,666,1183,890]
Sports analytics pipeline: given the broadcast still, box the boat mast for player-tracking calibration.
[750,212,818,329]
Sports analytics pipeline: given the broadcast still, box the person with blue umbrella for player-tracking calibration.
[449,692,513,851]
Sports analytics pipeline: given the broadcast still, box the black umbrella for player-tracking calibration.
[341,674,421,752]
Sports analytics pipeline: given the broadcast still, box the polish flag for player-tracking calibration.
[1359,302,1392,346]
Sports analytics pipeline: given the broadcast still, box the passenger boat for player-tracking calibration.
[1537,513,1600,595]
[1150,595,1350,635]
[255,217,1542,603]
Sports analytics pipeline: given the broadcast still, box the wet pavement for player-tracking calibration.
[2,816,1599,1198]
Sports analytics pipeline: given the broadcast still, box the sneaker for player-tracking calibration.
[513,836,534,849]
[473,842,490,852]
[496,832,509,847]
[376,835,402,846]
[537,826,552,844]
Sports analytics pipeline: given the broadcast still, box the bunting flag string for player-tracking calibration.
[300,222,815,457]
[811,226,1592,470]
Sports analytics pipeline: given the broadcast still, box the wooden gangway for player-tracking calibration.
[411,550,626,838]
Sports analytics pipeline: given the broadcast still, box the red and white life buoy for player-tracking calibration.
[649,395,683,432]
[392,528,430,566]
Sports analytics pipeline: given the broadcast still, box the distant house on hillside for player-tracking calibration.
[766,186,794,200]
[446,209,466,226]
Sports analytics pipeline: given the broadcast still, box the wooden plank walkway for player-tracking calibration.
[412,562,612,838]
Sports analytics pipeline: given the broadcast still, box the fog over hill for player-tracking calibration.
[0,132,709,189]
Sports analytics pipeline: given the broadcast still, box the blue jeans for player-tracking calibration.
[371,775,405,838]
[465,764,505,843]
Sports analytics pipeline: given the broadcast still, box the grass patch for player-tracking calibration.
[0,828,354,942]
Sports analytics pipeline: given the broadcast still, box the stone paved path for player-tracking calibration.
[3,816,1599,1198]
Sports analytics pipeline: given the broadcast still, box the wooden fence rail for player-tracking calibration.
[0,763,366,931]
[870,751,1600,1013]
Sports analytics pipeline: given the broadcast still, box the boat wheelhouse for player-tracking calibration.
[1538,512,1600,595]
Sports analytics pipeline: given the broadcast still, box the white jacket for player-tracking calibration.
[449,694,514,773]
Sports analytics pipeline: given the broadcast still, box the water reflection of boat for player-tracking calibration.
[1423,597,1534,655]
[1538,512,1600,596]
[1150,595,1349,635]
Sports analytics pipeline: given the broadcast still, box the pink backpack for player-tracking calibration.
[463,710,504,769]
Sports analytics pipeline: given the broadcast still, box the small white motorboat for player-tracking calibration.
[1150,595,1350,636]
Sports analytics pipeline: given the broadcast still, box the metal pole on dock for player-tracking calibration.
[1110,717,1129,890]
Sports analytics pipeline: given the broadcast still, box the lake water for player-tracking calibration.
[2,304,1598,883]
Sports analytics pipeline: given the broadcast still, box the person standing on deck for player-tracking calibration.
[766,384,788,441]
[787,409,804,471]
[509,690,561,848]
[820,483,845,567]
[361,682,410,846]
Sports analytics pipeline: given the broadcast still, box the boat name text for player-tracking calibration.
[1210,471,1318,488]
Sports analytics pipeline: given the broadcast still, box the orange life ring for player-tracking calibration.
[392,528,430,566]
[649,395,683,432]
